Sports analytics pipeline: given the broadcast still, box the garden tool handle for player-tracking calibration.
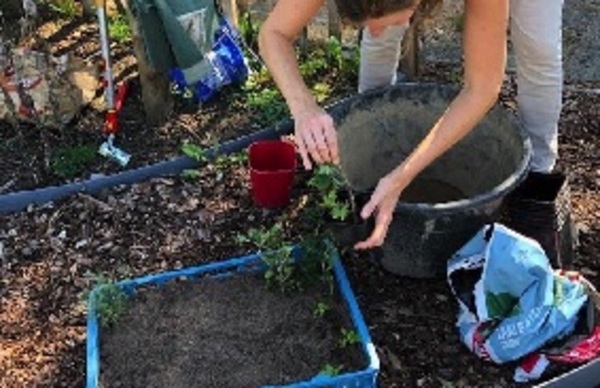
[94,0,106,8]
[104,109,119,135]
[103,82,129,135]
[115,82,129,112]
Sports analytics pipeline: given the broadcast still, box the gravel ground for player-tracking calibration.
[421,0,600,84]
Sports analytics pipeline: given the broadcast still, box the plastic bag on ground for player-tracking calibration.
[447,223,589,364]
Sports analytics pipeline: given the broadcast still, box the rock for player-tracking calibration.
[75,239,89,249]
[576,222,590,235]
[435,293,449,302]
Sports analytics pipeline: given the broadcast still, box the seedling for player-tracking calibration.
[181,169,202,179]
[213,151,248,180]
[48,0,78,18]
[236,223,297,293]
[108,13,132,43]
[320,363,343,377]
[50,145,97,179]
[312,82,332,103]
[238,11,261,51]
[88,276,127,329]
[339,327,360,348]
[327,36,360,78]
[299,52,328,79]
[246,87,288,125]
[181,142,208,163]
[181,142,209,179]
[307,164,357,223]
[298,236,335,293]
[243,67,271,92]
[313,301,331,318]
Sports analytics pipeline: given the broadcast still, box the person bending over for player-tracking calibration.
[258,0,564,250]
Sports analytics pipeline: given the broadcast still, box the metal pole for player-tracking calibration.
[95,0,115,110]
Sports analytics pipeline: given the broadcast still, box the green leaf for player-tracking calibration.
[320,363,343,377]
[181,143,208,162]
[181,169,201,179]
[331,204,349,221]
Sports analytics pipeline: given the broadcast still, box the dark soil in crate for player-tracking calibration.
[101,274,364,388]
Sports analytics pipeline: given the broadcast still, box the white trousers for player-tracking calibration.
[359,0,564,173]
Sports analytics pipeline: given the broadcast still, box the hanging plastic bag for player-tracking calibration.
[169,16,249,102]
[131,0,249,103]
[447,223,589,364]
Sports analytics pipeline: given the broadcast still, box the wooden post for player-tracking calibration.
[81,0,95,15]
[221,0,251,28]
[119,0,173,124]
[400,23,421,81]
[221,0,240,27]
[327,0,342,41]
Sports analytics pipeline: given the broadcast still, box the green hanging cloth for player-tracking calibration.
[131,0,221,84]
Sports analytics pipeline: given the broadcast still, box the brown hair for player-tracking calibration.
[333,0,443,26]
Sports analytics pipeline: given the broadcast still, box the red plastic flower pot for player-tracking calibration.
[249,140,297,208]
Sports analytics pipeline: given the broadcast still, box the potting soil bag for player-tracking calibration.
[447,223,589,364]
[131,0,249,102]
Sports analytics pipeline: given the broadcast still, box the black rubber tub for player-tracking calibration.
[330,82,532,278]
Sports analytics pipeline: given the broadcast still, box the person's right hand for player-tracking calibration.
[293,105,339,170]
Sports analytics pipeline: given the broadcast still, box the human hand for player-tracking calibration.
[354,174,404,250]
[293,106,339,170]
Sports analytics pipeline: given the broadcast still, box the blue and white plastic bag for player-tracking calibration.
[169,17,249,102]
[447,223,589,364]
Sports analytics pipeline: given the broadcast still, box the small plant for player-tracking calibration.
[213,151,248,180]
[181,142,208,179]
[327,36,360,78]
[307,164,355,223]
[246,87,289,125]
[298,235,336,292]
[236,223,297,293]
[181,142,208,162]
[327,36,344,70]
[299,52,328,79]
[243,67,271,93]
[313,301,331,318]
[339,327,361,348]
[89,276,127,329]
[320,363,343,377]
[50,145,97,179]
[108,13,132,43]
[47,0,78,18]
[312,82,332,103]
[238,11,261,51]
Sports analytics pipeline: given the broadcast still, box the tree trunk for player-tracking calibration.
[121,0,172,125]
[400,23,421,81]
[81,0,95,16]
[327,0,342,41]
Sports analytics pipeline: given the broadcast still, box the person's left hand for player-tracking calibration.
[354,173,404,250]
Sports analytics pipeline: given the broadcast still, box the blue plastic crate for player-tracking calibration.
[86,246,380,388]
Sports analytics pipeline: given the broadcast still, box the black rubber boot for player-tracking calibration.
[501,171,577,269]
